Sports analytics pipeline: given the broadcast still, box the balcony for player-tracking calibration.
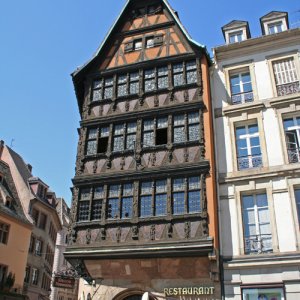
[237,154,262,170]
[287,148,300,163]
[244,234,273,254]
[231,91,254,105]
[277,81,300,97]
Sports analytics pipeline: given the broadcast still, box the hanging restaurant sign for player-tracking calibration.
[53,276,75,289]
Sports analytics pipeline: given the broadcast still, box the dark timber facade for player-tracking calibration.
[65,0,220,299]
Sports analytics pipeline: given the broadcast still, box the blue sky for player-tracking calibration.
[0,0,299,205]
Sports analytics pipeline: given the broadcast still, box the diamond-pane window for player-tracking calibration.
[144,69,155,92]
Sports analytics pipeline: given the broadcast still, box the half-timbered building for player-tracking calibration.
[65,0,220,299]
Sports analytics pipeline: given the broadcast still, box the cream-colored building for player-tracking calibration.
[212,11,300,300]
[0,141,32,298]
[2,144,62,300]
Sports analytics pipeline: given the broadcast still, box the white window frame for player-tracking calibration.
[228,30,243,43]
[283,116,300,163]
[268,21,283,34]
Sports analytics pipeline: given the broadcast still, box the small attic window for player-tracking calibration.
[229,31,243,43]
[268,21,283,34]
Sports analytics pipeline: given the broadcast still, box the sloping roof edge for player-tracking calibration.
[71,0,209,78]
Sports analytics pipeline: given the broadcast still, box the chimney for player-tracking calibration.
[0,140,4,160]
[27,164,33,173]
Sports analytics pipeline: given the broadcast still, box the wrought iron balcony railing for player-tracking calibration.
[287,148,300,163]
[277,81,300,97]
[231,91,254,105]
[244,234,273,254]
[237,154,262,170]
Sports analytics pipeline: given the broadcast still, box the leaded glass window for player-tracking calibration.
[126,122,137,150]
[173,178,185,214]
[173,63,184,87]
[140,181,152,217]
[86,128,97,155]
[92,79,103,101]
[108,185,120,219]
[130,72,139,94]
[158,66,168,89]
[188,176,201,213]
[121,183,133,218]
[155,180,167,216]
[146,37,154,48]
[188,112,200,141]
[77,188,90,222]
[104,77,114,99]
[92,186,104,220]
[144,69,155,92]
[173,114,185,143]
[186,61,197,84]
[117,74,128,97]
[113,124,125,152]
[143,119,154,147]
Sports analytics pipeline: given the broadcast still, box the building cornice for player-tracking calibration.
[214,28,300,62]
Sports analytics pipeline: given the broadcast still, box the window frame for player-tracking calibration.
[31,268,39,286]
[85,126,110,156]
[268,21,283,34]
[228,30,243,43]
[0,222,9,244]
[172,60,198,87]
[112,122,137,153]
[283,116,300,164]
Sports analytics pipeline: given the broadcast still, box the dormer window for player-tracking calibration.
[268,21,283,34]
[229,31,243,44]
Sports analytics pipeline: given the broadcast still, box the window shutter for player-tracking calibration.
[124,42,133,53]
[154,35,163,46]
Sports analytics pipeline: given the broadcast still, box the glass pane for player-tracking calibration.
[242,195,254,209]
[145,79,155,92]
[144,119,154,130]
[258,208,270,224]
[140,196,152,217]
[283,118,294,130]
[173,63,183,73]
[143,132,154,147]
[130,72,139,81]
[87,140,97,155]
[88,128,97,139]
[173,178,184,191]
[156,180,167,193]
[118,75,127,83]
[174,127,185,143]
[173,192,185,214]
[243,82,252,92]
[158,76,168,89]
[145,69,155,79]
[118,84,127,96]
[91,200,102,220]
[141,182,152,194]
[188,190,201,213]
[114,124,124,135]
[123,183,133,196]
[174,73,184,86]
[187,70,197,84]
[189,176,200,189]
[259,223,271,235]
[256,194,268,207]
[80,189,90,200]
[104,87,113,99]
[157,117,168,128]
[146,38,154,48]
[78,201,89,221]
[107,198,119,219]
[188,112,199,124]
[155,194,167,216]
[127,122,137,133]
[250,137,260,147]
[189,124,200,141]
[248,124,258,134]
[158,66,168,75]
[231,85,241,95]
[243,209,255,225]
[130,82,139,94]
[105,78,113,86]
[251,146,261,156]
[121,197,132,218]
[93,90,102,101]
[109,185,120,197]
[94,186,104,199]
[236,126,246,137]
[241,73,251,83]
[100,127,109,137]
[126,134,136,150]
[237,139,247,149]
[113,136,124,151]
[186,61,196,70]
[94,80,102,88]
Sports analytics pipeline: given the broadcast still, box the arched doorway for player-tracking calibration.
[113,289,156,300]
[123,295,142,300]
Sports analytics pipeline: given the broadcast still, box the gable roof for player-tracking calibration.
[71,0,209,79]
[221,20,251,39]
[260,11,289,35]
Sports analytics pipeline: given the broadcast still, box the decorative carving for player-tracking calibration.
[69,226,77,245]
[167,223,173,238]
[93,160,98,174]
[168,90,175,102]
[184,148,189,162]
[149,152,156,166]
[106,154,112,169]
[86,229,91,245]
[150,225,156,241]
[99,105,103,117]
[184,221,191,239]
[184,90,189,102]
[132,226,139,240]
[125,100,130,112]
[112,101,117,111]
[139,97,144,106]
[116,227,121,243]
[154,94,159,107]
[101,228,106,240]
[73,259,92,284]
[120,156,125,170]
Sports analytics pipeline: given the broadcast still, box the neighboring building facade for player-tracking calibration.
[0,141,32,299]
[65,0,220,299]
[212,11,300,300]
[2,145,62,300]
[50,198,78,300]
